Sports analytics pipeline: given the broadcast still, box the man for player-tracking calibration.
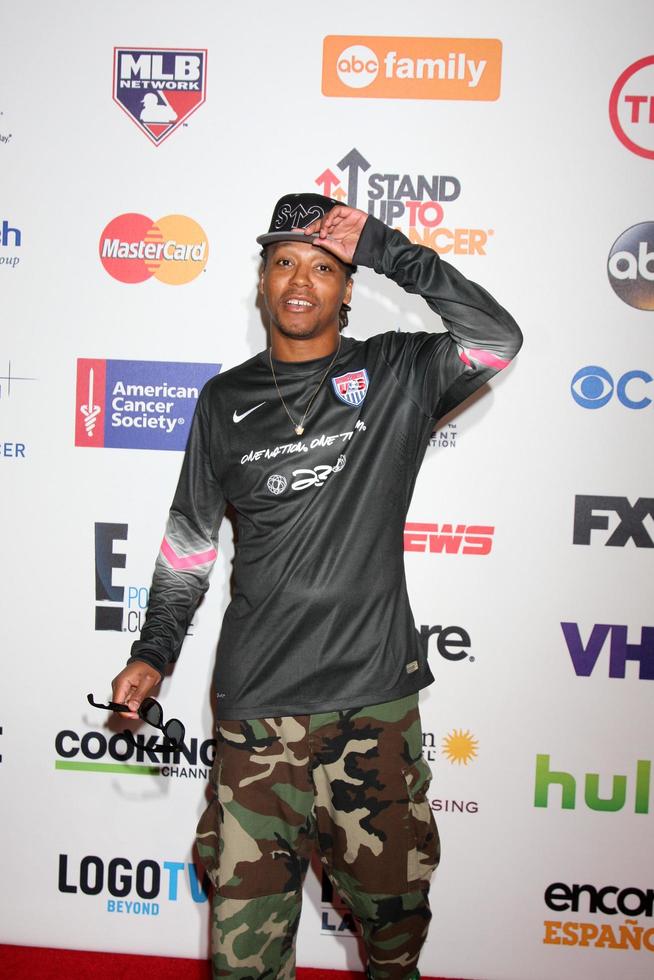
[111,193,522,979]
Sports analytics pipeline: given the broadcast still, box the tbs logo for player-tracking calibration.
[607,222,654,311]
[609,56,654,160]
[571,366,652,409]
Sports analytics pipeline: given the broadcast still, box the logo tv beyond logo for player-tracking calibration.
[113,48,207,145]
[322,37,502,100]
[75,358,219,451]
[607,222,654,311]
[58,854,209,915]
[404,522,494,555]
[571,366,652,409]
[573,495,654,548]
[99,214,208,285]
[609,55,654,160]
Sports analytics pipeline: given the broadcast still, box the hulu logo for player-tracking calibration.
[534,755,651,813]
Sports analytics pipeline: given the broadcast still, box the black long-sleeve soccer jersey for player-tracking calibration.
[129,216,523,718]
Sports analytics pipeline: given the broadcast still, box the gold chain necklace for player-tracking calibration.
[268,337,342,436]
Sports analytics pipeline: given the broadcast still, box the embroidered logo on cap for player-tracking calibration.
[274,202,326,230]
[332,369,369,406]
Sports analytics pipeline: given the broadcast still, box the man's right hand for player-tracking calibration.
[111,661,162,719]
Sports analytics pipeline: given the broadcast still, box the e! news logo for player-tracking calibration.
[573,495,654,548]
[113,48,207,145]
[562,622,654,680]
[404,522,494,555]
[571,366,652,410]
[607,222,654,311]
[99,213,208,285]
[74,358,219,452]
[609,55,654,160]
[322,36,501,101]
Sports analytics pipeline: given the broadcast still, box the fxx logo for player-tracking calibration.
[573,495,654,548]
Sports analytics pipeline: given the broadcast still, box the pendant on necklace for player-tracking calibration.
[295,425,304,436]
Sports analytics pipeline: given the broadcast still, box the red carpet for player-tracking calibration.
[0,945,466,980]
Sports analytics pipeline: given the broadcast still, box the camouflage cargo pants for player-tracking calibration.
[196,693,440,979]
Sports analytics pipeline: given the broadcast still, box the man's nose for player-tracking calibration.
[289,261,313,286]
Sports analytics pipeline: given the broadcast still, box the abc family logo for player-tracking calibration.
[113,48,207,145]
[74,358,220,452]
[571,366,652,410]
[322,36,502,100]
[607,222,654,311]
[609,55,654,160]
[99,213,208,285]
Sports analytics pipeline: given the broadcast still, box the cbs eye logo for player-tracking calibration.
[607,222,654,310]
[571,366,652,410]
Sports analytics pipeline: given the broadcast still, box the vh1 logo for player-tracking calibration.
[562,623,654,680]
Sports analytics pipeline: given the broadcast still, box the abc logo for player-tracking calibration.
[607,222,654,310]
[571,365,652,409]
[336,45,379,89]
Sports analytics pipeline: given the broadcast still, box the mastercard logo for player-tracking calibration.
[99,213,208,284]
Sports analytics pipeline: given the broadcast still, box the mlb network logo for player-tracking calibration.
[74,358,219,452]
[113,48,208,145]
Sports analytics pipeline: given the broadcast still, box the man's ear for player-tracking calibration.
[258,268,265,296]
[344,278,353,306]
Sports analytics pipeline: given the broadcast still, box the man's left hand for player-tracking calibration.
[303,205,368,265]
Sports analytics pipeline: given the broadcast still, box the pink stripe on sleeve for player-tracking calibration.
[459,347,511,370]
[160,536,217,570]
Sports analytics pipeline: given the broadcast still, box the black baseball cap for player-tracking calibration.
[256,192,340,247]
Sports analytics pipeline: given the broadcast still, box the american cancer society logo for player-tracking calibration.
[74,359,219,451]
[113,48,207,145]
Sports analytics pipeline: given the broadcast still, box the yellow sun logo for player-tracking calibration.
[442,729,479,765]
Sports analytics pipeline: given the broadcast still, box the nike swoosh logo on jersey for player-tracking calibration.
[233,402,266,423]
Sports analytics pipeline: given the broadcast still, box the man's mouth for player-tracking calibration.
[284,297,315,311]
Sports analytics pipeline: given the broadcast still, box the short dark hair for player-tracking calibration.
[259,246,356,331]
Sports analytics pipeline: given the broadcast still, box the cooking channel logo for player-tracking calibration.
[609,55,654,160]
[314,148,493,255]
[99,213,209,285]
[74,358,219,452]
[113,48,207,145]
[607,222,654,311]
[322,36,502,101]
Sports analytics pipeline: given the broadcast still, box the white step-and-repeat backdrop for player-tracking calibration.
[2,2,653,978]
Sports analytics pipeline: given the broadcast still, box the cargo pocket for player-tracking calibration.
[403,755,441,888]
[195,750,223,888]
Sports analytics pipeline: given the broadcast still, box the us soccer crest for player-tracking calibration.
[332,369,369,407]
[113,48,208,146]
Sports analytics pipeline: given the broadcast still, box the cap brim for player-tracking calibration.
[256,231,321,246]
